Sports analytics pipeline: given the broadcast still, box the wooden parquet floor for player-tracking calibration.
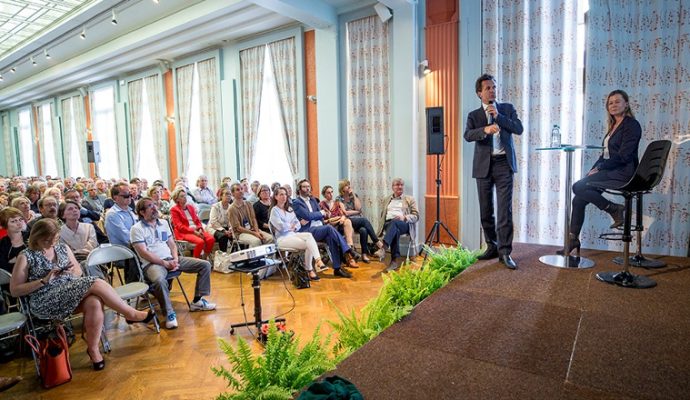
[0,258,410,400]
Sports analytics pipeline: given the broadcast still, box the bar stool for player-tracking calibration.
[611,192,666,269]
[591,140,672,289]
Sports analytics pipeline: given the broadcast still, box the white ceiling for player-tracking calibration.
[0,0,379,110]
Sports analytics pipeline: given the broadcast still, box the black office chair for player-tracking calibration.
[591,140,672,289]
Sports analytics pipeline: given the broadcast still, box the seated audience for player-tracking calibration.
[11,219,153,370]
[377,178,419,272]
[207,187,235,252]
[58,201,98,262]
[0,208,27,274]
[27,196,60,232]
[252,184,272,234]
[95,179,108,196]
[319,185,357,258]
[0,193,8,210]
[148,186,171,216]
[337,179,385,261]
[152,179,172,201]
[83,184,106,214]
[246,180,261,204]
[45,187,63,202]
[293,179,358,278]
[131,198,215,329]
[192,175,216,207]
[65,189,101,223]
[170,189,214,259]
[10,196,37,225]
[269,187,323,280]
[25,185,41,214]
[104,183,138,247]
[228,183,273,247]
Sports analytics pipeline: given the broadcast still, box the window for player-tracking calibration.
[66,99,85,178]
[184,64,203,183]
[92,86,120,179]
[249,48,293,187]
[40,103,58,176]
[135,79,162,182]
[18,109,36,176]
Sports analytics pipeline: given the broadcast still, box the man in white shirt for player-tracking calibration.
[130,198,216,329]
[377,178,419,272]
[192,175,216,206]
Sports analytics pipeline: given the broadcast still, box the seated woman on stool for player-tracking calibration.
[319,185,359,259]
[10,219,153,371]
[270,187,324,280]
[337,179,385,262]
[170,189,215,260]
[560,89,642,255]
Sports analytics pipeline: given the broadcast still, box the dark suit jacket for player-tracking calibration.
[292,196,325,233]
[463,102,523,178]
[591,116,641,182]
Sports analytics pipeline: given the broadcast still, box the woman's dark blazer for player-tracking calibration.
[591,115,642,182]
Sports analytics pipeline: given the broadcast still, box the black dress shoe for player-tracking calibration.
[477,247,499,260]
[384,258,401,273]
[499,255,517,270]
[334,268,352,278]
[126,310,155,325]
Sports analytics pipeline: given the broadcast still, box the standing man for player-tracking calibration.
[463,73,523,269]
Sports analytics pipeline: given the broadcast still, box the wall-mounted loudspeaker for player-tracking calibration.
[426,107,444,155]
[86,141,101,163]
[374,3,392,23]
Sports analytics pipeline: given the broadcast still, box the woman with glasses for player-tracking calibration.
[252,184,272,234]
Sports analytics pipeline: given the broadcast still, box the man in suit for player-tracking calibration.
[464,73,523,269]
[292,179,359,278]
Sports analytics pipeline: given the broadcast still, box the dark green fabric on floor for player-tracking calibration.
[297,376,363,400]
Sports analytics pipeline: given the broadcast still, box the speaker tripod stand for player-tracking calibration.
[422,153,459,259]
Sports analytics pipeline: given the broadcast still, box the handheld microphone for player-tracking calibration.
[487,100,494,125]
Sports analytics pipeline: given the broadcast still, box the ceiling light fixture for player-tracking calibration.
[10,67,16,73]
[111,9,118,25]
[153,0,160,4]
[31,56,37,66]
[80,26,86,39]
[419,60,431,75]
[0,74,3,81]
[44,48,51,59]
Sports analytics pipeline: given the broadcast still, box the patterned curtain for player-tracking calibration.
[34,104,45,175]
[176,64,195,172]
[197,58,222,187]
[268,37,299,178]
[127,79,144,175]
[144,74,166,179]
[482,0,580,245]
[239,45,266,177]
[60,98,73,177]
[346,15,391,224]
[582,0,690,255]
[1,114,13,174]
[72,96,88,176]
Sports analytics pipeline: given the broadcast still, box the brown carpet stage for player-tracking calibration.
[331,243,690,400]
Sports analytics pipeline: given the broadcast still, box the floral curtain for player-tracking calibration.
[268,37,299,178]
[72,96,88,176]
[33,104,45,175]
[176,63,195,174]
[239,44,266,178]
[1,114,13,174]
[582,0,690,255]
[482,0,581,246]
[127,79,144,175]
[144,74,166,179]
[197,58,222,187]
[345,15,392,224]
[60,97,73,177]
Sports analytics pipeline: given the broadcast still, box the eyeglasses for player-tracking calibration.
[260,189,270,192]
[119,193,131,198]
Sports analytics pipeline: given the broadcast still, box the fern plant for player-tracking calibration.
[213,323,336,400]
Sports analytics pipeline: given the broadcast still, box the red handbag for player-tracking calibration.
[25,324,73,389]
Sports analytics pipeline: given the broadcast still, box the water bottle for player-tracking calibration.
[550,124,561,148]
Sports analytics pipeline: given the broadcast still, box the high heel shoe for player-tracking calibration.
[126,310,155,325]
[606,203,626,229]
[556,234,581,256]
[86,349,105,371]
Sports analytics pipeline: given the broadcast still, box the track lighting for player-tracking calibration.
[10,67,16,73]
[44,48,51,59]
[111,9,118,25]
[31,56,37,66]
[419,60,431,75]
[80,26,86,39]
[0,74,3,81]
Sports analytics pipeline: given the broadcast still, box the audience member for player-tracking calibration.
[58,201,98,262]
[228,183,273,248]
[131,198,215,329]
[10,196,37,225]
[337,179,384,261]
[27,196,60,232]
[25,185,41,214]
[246,180,260,204]
[207,187,235,252]
[252,184,272,234]
[0,208,27,274]
[319,185,357,258]
[83,184,106,214]
[170,189,214,259]
[192,175,216,207]
[377,178,419,272]
[148,186,171,216]
[104,183,137,247]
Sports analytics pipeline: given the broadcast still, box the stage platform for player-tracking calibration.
[330,242,690,399]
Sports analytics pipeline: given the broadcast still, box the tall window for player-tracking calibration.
[40,103,58,176]
[249,48,292,187]
[92,86,120,179]
[66,99,85,178]
[184,64,203,183]
[18,109,36,176]
[135,79,162,181]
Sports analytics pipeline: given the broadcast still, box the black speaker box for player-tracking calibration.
[86,141,101,163]
[426,107,444,155]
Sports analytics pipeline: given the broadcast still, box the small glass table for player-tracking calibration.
[535,144,603,269]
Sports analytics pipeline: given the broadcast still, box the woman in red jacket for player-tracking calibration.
[170,189,215,259]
